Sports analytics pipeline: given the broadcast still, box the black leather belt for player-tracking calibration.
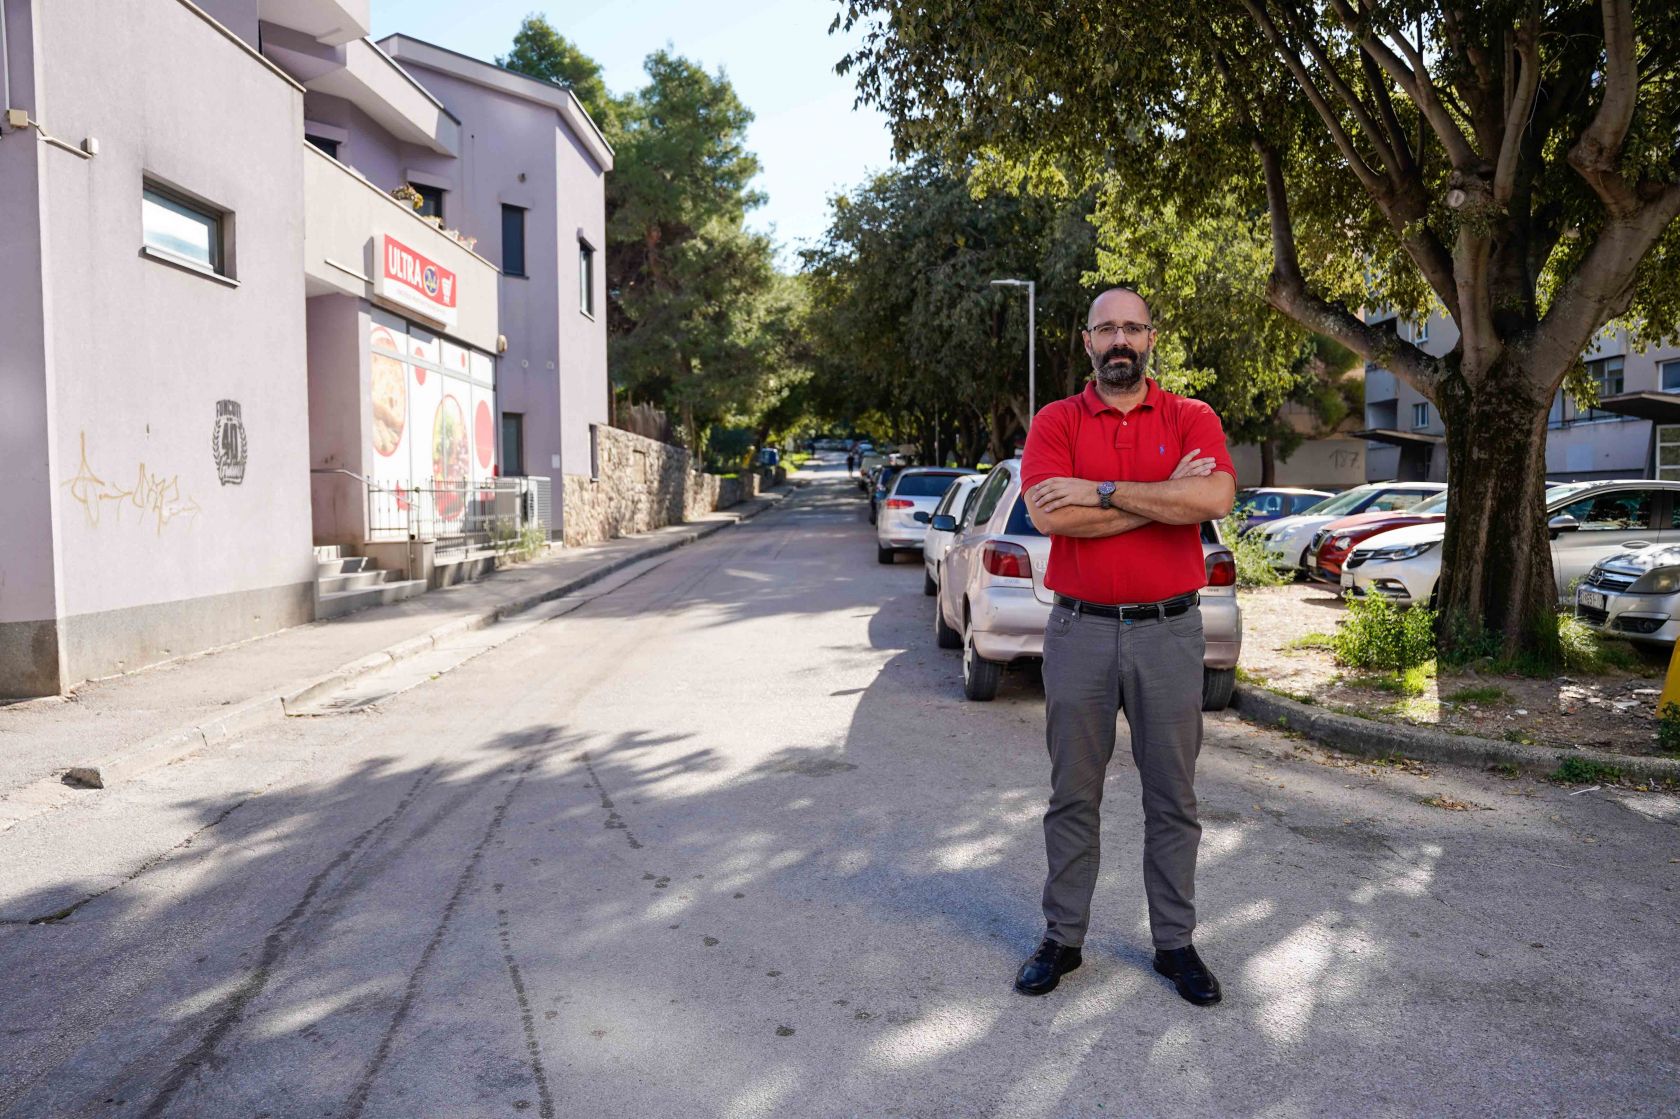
[1054,591,1200,621]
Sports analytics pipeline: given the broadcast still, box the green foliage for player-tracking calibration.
[1444,685,1510,705]
[1551,757,1623,785]
[497,15,617,130]
[1283,632,1336,651]
[1332,595,1437,676]
[1659,703,1680,756]
[1219,513,1286,587]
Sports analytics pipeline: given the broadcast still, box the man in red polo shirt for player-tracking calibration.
[1013,286,1236,1005]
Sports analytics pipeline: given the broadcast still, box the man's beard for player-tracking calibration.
[1094,344,1148,390]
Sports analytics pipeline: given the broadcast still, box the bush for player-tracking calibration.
[1219,513,1287,587]
[1332,594,1436,675]
[1551,756,1622,785]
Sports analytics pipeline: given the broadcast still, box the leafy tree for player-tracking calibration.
[496,14,617,130]
[606,51,781,448]
[837,0,1680,662]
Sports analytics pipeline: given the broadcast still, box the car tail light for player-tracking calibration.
[982,541,1033,579]
[885,499,914,509]
[1206,551,1236,587]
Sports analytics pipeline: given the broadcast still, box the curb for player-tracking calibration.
[1230,684,1680,782]
[1,485,805,829]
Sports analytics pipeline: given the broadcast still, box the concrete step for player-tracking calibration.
[315,569,389,596]
[314,579,427,621]
[313,545,343,562]
[315,556,370,578]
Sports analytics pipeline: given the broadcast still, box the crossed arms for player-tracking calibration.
[1024,452,1237,539]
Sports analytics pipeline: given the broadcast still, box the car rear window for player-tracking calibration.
[893,472,965,498]
[1004,497,1044,537]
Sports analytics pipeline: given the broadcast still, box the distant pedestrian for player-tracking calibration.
[846,450,858,476]
[1014,286,1236,1007]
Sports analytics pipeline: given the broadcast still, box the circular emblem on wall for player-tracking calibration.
[423,265,440,297]
[211,399,248,486]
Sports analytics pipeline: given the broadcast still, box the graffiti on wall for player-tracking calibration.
[212,400,248,486]
[63,432,203,534]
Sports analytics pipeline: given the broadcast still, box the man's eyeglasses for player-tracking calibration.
[1086,321,1155,343]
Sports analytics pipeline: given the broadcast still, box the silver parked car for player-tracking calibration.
[1577,542,1680,649]
[928,459,1242,707]
[922,474,983,596]
[877,467,978,563]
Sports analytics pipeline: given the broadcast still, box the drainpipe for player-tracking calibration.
[1,0,12,116]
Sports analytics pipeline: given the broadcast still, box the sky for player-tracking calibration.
[370,0,900,267]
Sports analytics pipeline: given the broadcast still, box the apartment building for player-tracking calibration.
[0,0,610,698]
[1361,309,1680,484]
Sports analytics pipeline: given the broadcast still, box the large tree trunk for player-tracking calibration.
[1434,362,1559,665]
[1259,440,1276,487]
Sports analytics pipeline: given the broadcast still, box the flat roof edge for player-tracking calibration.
[174,0,307,94]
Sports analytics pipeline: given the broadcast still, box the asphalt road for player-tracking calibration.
[2,462,1677,1118]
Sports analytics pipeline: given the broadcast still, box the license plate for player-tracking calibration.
[1340,568,1354,589]
[1578,589,1606,611]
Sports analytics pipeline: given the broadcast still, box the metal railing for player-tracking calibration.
[313,469,552,553]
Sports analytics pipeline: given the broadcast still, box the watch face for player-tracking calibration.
[1097,482,1116,495]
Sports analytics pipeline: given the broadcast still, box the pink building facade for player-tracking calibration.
[0,0,611,698]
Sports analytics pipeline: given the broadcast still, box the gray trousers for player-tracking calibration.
[1039,600,1205,951]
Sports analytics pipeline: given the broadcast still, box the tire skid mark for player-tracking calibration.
[578,751,642,849]
[343,757,539,1119]
[137,764,438,1119]
[495,906,556,1119]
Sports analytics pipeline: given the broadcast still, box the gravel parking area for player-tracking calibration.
[1238,582,1669,755]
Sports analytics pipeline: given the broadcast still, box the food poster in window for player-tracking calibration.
[441,340,472,379]
[407,326,440,368]
[430,389,471,529]
[368,317,411,530]
[407,335,445,526]
[472,381,497,499]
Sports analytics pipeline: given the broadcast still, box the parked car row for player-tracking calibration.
[867,460,1245,709]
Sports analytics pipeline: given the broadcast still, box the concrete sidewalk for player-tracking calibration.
[0,484,805,816]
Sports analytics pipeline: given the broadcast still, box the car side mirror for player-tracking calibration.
[1548,513,1580,535]
[913,511,931,524]
[930,514,957,532]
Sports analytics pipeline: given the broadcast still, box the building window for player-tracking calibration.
[1411,318,1429,344]
[579,239,595,316]
[1412,402,1429,429]
[305,134,339,159]
[412,183,444,221]
[1659,425,1680,485]
[501,412,525,476]
[1662,360,1680,394]
[1581,355,1625,421]
[501,205,526,277]
[142,184,226,275]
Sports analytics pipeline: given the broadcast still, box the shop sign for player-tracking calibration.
[374,235,458,326]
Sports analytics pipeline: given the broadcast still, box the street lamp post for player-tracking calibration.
[990,278,1036,429]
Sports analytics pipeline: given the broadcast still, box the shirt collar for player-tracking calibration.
[1082,378,1161,415]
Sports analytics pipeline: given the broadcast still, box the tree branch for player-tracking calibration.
[1331,0,1482,171]
[1271,0,1407,183]
[1240,0,1390,198]
[1256,142,1439,393]
[1493,17,1540,207]
[1567,0,1640,216]
[1531,184,1680,380]
[1359,48,1416,177]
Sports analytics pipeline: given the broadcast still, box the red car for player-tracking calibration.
[1308,490,1449,584]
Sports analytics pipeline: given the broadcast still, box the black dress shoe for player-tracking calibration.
[1153,944,1222,1006]
[1015,938,1082,995]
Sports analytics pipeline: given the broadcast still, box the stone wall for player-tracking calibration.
[560,425,780,547]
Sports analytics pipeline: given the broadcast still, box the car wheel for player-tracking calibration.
[923,568,937,596]
[1201,666,1236,711]
[934,595,962,650]
[877,545,895,565]
[962,614,1003,701]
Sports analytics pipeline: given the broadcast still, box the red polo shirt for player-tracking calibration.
[1021,379,1235,605]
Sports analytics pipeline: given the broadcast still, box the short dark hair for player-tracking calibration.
[1087,286,1153,327]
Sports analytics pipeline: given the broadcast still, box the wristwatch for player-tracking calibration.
[1096,481,1117,510]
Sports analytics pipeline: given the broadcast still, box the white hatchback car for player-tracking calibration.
[929,459,1242,707]
[921,474,983,596]
[876,467,977,563]
[1344,479,1679,606]
[1577,543,1680,648]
